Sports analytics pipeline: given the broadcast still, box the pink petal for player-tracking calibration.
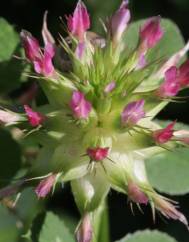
[70,91,92,119]
[110,0,131,43]
[67,1,90,42]
[121,99,145,126]
[153,121,176,144]
[140,16,163,50]
[87,147,109,161]
[35,174,56,198]
[157,66,180,97]
[24,105,45,127]
[20,30,40,61]
[127,182,148,205]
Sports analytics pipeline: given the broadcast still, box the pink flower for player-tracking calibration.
[121,99,145,126]
[21,31,55,77]
[87,147,109,161]
[35,174,57,198]
[20,30,40,62]
[110,0,131,44]
[24,105,45,127]
[156,66,180,98]
[70,91,92,119]
[76,214,93,242]
[153,121,176,144]
[104,81,116,93]
[140,16,163,50]
[33,43,55,76]
[67,1,90,42]
[127,182,148,205]
[178,60,189,87]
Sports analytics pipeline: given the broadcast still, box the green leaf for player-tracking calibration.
[0,18,19,61]
[146,147,189,195]
[85,1,119,33]
[0,128,22,187]
[116,230,177,242]
[0,18,29,94]
[15,188,43,230]
[125,19,185,61]
[0,204,21,242]
[39,212,75,242]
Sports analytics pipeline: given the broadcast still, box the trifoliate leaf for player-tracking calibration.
[146,147,189,195]
[116,230,177,242]
[0,204,21,242]
[0,18,19,61]
[0,128,21,187]
[39,212,75,242]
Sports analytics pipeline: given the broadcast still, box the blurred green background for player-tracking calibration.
[1,0,189,241]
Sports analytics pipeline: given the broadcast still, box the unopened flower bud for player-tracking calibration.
[127,181,148,205]
[76,214,93,242]
[24,105,45,127]
[110,0,131,45]
[153,121,176,144]
[87,147,109,161]
[121,99,145,126]
[140,16,163,50]
[35,174,57,198]
[20,30,40,61]
[67,1,90,42]
[70,91,92,119]
[156,66,180,98]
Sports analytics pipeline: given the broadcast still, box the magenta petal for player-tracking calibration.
[157,66,180,97]
[35,174,56,198]
[128,182,148,205]
[140,16,163,50]
[87,147,109,161]
[153,121,176,144]
[24,105,45,127]
[33,43,55,77]
[70,91,92,119]
[20,30,40,61]
[67,1,90,42]
[121,99,145,126]
[76,214,93,242]
[111,0,130,43]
